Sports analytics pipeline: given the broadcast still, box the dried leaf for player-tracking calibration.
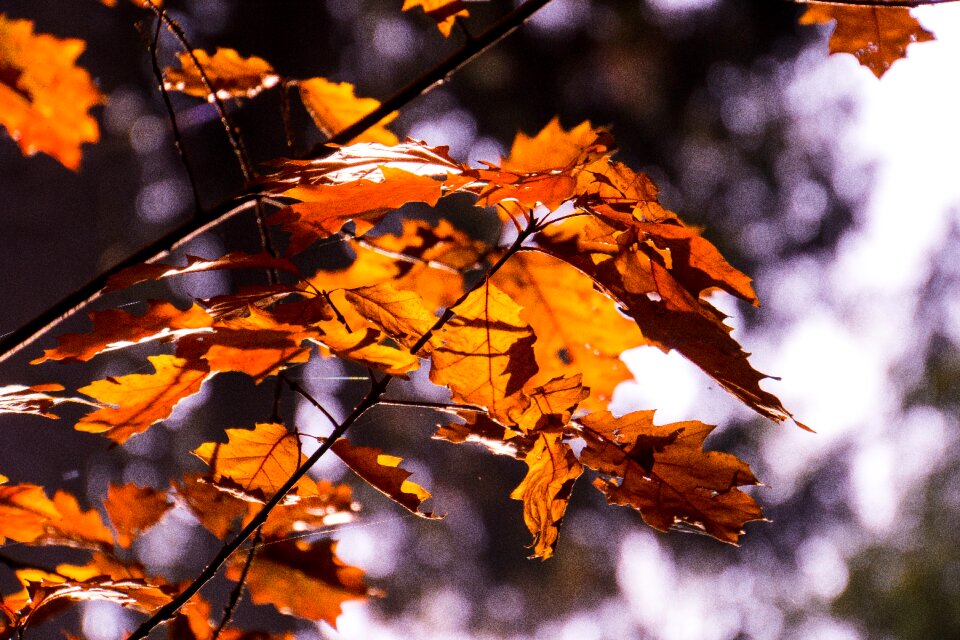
[510,433,582,559]
[402,0,469,36]
[0,15,101,170]
[227,539,368,628]
[330,439,435,517]
[164,48,280,100]
[578,411,764,544]
[104,483,172,548]
[76,355,210,443]
[299,77,398,145]
[800,2,934,78]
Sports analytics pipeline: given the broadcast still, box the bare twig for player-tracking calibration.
[789,0,958,7]
[378,398,486,413]
[280,373,341,428]
[211,528,262,640]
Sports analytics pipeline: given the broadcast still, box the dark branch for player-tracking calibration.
[211,528,262,640]
[788,0,958,7]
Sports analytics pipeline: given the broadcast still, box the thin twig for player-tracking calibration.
[143,15,202,212]
[789,0,958,7]
[281,80,297,154]
[280,374,341,428]
[211,528,262,640]
[378,398,486,413]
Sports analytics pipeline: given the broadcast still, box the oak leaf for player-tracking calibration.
[226,539,368,628]
[0,384,95,418]
[193,422,314,501]
[402,0,469,36]
[0,15,101,170]
[258,479,357,539]
[76,355,210,443]
[104,483,172,548]
[330,439,435,517]
[800,2,934,78]
[343,282,438,350]
[510,432,582,559]
[164,48,280,101]
[299,77,398,145]
[577,411,764,544]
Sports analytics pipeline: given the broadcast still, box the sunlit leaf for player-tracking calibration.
[104,252,300,292]
[0,384,95,418]
[164,48,280,100]
[402,0,469,36]
[0,484,113,549]
[299,77,398,145]
[104,483,172,548]
[330,439,435,518]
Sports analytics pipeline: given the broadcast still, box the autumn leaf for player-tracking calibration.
[169,595,296,640]
[402,0,469,37]
[227,538,368,628]
[434,412,527,458]
[513,375,589,434]
[494,250,643,408]
[577,411,764,544]
[313,322,421,376]
[330,439,435,517]
[511,432,582,559]
[174,475,247,540]
[501,117,613,174]
[76,355,210,443]
[164,48,280,100]
[0,383,95,418]
[343,282,438,350]
[193,422,314,502]
[31,301,214,364]
[0,15,101,170]
[574,158,676,226]
[299,77,398,145]
[258,479,357,539]
[800,2,934,78]
[104,252,300,292]
[428,280,539,425]
[0,483,113,549]
[104,483,172,548]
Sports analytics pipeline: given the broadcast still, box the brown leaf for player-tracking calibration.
[0,16,101,170]
[31,301,214,364]
[800,3,934,78]
[227,539,368,628]
[164,48,280,100]
[104,483,172,548]
[513,375,589,434]
[494,251,643,408]
[312,322,421,376]
[577,411,764,544]
[104,252,300,292]
[174,475,247,540]
[193,423,315,502]
[258,479,357,539]
[76,355,211,443]
[510,433,582,559]
[433,412,528,459]
[0,384,95,418]
[330,439,435,517]
[402,0,469,36]
[0,484,113,549]
[343,282,438,350]
[299,77,398,145]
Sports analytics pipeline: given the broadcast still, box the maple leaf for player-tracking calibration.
[193,422,314,501]
[511,432,582,559]
[0,383,95,418]
[0,15,101,170]
[800,2,934,78]
[104,252,300,292]
[577,411,764,544]
[494,251,644,408]
[104,483,172,548]
[299,77,399,145]
[30,301,214,364]
[330,439,436,517]
[0,483,113,549]
[402,0,469,37]
[501,117,613,174]
[76,355,211,443]
[164,48,280,101]
[226,538,368,628]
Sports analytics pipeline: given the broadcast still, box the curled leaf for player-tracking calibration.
[164,48,280,100]
[330,439,435,518]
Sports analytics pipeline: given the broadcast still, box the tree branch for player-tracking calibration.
[378,398,487,413]
[211,527,262,640]
[788,0,958,7]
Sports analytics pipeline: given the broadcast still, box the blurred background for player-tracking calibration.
[2,0,960,638]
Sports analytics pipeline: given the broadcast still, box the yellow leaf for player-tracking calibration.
[402,0,469,37]
[299,77,398,145]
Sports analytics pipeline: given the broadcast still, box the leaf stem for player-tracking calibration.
[377,399,487,413]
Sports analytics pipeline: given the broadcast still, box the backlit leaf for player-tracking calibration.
[299,77,398,145]
[0,484,113,549]
[330,439,435,517]
[501,117,612,174]
[104,252,299,292]
[0,384,95,418]
[164,48,280,100]
[76,355,210,443]
[402,0,469,37]
[104,483,172,548]
[0,15,101,170]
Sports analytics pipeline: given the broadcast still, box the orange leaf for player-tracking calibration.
[800,3,934,78]
[104,252,299,292]
[0,15,101,170]
[313,322,421,376]
[0,383,95,418]
[501,118,612,174]
[343,282,438,350]
[31,301,214,364]
[510,432,582,559]
[402,0,469,37]
[104,483,172,548]
[174,475,247,540]
[227,539,368,628]
[299,77,398,145]
[494,251,643,408]
[76,355,210,443]
[193,422,312,501]
[330,439,435,517]
[578,411,764,544]
[164,48,280,100]
[0,484,113,549]
[257,479,357,539]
